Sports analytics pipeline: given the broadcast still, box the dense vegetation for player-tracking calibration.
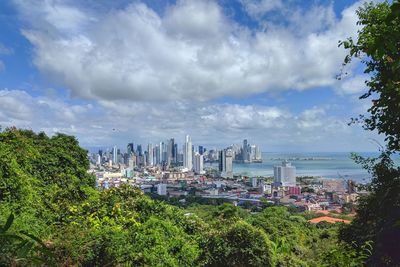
[339,1,400,266]
[0,128,364,266]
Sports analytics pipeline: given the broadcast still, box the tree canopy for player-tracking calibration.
[340,1,400,151]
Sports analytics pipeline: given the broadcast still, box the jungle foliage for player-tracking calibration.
[0,128,364,266]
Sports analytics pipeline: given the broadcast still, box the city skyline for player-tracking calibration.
[0,0,384,152]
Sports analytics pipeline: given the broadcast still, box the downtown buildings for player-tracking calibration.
[92,137,263,178]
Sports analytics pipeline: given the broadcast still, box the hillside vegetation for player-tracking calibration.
[0,128,366,266]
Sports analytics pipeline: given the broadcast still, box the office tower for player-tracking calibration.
[193,153,204,174]
[173,143,178,163]
[199,146,204,155]
[274,160,296,187]
[250,145,256,161]
[127,143,134,155]
[219,148,233,178]
[242,139,250,162]
[112,146,117,165]
[183,135,193,170]
[136,144,142,156]
[155,144,160,165]
[147,143,154,166]
[255,145,262,161]
[167,138,174,165]
[161,142,168,164]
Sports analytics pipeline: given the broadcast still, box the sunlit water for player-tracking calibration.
[205,152,400,183]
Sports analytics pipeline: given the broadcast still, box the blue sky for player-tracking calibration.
[0,0,384,151]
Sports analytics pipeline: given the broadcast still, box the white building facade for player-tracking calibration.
[183,135,193,171]
[274,160,296,187]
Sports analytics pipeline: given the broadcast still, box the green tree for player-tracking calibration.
[339,1,400,265]
[203,221,274,267]
[340,1,400,151]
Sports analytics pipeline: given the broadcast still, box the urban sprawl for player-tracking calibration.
[90,136,364,216]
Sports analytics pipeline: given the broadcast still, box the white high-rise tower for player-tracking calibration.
[183,135,193,171]
[112,146,118,165]
[193,153,204,174]
[274,160,296,187]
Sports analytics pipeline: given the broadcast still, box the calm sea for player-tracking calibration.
[205,152,400,183]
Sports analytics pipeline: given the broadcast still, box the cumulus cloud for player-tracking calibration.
[16,0,362,102]
[337,74,368,95]
[0,89,378,151]
[241,0,283,19]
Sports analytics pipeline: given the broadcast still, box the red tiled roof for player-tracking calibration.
[308,216,351,224]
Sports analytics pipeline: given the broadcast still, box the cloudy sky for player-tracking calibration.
[0,0,383,151]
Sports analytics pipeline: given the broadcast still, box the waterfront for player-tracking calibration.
[206,152,400,182]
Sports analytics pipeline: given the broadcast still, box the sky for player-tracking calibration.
[0,0,385,152]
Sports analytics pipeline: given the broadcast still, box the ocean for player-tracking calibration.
[205,152,400,183]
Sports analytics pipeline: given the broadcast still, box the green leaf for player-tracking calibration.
[1,213,14,233]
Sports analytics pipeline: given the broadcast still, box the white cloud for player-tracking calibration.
[241,0,283,19]
[17,0,362,102]
[0,89,380,151]
[337,74,368,95]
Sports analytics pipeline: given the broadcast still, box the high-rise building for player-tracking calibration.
[147,143,154,166]
[219,148,233,178]
[193,153,204,174]
[112,146,117,165]
[127,143,134,155]
[136,144,142,156]
[199,145,204,155]
[155,144,160,165]
[183,135,193,170]
[242,139,250,162]
[173,143,178,164]
[274,160,296,187]
[167,138,174,165]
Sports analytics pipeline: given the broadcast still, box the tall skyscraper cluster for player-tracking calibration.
[236,139,262,163]
[95,135,205,174]
[92,136,262,178]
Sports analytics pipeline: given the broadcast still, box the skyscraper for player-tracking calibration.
[242,139,250,162]
[136,144,142,156]
[173,143,178,164]
[193,153,204,174]
[127,143,134,155]
[112,145,117,165]
[274,160,296,187]
[219,148,233,178]
[199,145,204,155]
[183,135,193,170]
[147,143,154,166]
[167,138,174,166]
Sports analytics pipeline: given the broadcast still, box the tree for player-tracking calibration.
[340,1,400,152]
[203,221,275,267]
[339,2,400,265]
[340,153,400,266]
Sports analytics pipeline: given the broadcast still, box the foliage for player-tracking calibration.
[340,1,400,151]
[340,152,400,266]
[0,128,365,266]
[0,213,54,266]
[339,1,400,265]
